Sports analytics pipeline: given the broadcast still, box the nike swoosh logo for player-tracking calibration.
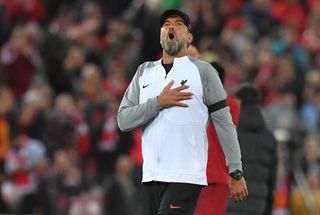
[169,204,182,209]
[142,83,151,88]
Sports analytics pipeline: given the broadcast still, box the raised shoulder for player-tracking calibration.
[187,56,215,73]
[187,56,226,106]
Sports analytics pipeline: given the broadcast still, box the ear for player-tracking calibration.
[188,32,193,44]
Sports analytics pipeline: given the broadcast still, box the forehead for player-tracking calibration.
[163,15,185,23]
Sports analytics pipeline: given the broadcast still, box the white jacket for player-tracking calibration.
[118,56,242,185]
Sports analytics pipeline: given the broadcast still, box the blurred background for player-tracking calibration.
[0,0,319,214]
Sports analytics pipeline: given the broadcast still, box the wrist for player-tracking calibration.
[229,170,243,181]
[157,95,164,107]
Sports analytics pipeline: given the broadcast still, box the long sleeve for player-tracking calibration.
[210,108,242,172]
[201,62,242,173]
[117,62,163,132]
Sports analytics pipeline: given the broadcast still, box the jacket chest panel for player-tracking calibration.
[139,64,203,104]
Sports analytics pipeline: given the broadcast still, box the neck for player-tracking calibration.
[162,48,188,64]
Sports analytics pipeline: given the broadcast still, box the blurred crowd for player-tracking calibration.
[0,0,320,214]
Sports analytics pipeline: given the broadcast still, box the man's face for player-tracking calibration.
[160,16,192,56]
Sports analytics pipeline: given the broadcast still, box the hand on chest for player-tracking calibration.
[139,65,202,103]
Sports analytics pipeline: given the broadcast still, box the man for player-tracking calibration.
[226,83,278,215]
[117,9,248,215]
[194,62,241,215]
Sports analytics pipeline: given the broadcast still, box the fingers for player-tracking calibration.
[158,80,193,108]
[174,91,193,107]
[230,184,248,204]
[172,84,189,92]
[178,92,193,97]
[231,190,248,204]
[175,102,189,107]
[229,178,248,204]
[171,82,192,102]
[164,80,174,91]
[163,80,190,93]
[177,92,193,100]
[172,95,192,107]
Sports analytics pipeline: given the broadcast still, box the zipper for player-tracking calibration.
[156,66,168,180]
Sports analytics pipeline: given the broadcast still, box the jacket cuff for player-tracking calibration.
[150,97,163,112]
[228,163,243,173]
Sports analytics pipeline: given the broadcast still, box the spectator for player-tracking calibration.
[0,25,41,99]
[226,83,278,215]
[300,70,320,133]
[44,93,88,158]
[17,88,47,141]
[104,155,142,215]
[265,86,300,133]
[2,133,46,214]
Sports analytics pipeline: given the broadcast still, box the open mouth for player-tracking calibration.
[169,32,175,40]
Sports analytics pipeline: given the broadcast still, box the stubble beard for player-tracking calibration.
[161,39,183,56]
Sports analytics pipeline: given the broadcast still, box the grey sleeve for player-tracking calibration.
[210,109,242,172]
[117,63,163,132]
[200,62,242,173]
